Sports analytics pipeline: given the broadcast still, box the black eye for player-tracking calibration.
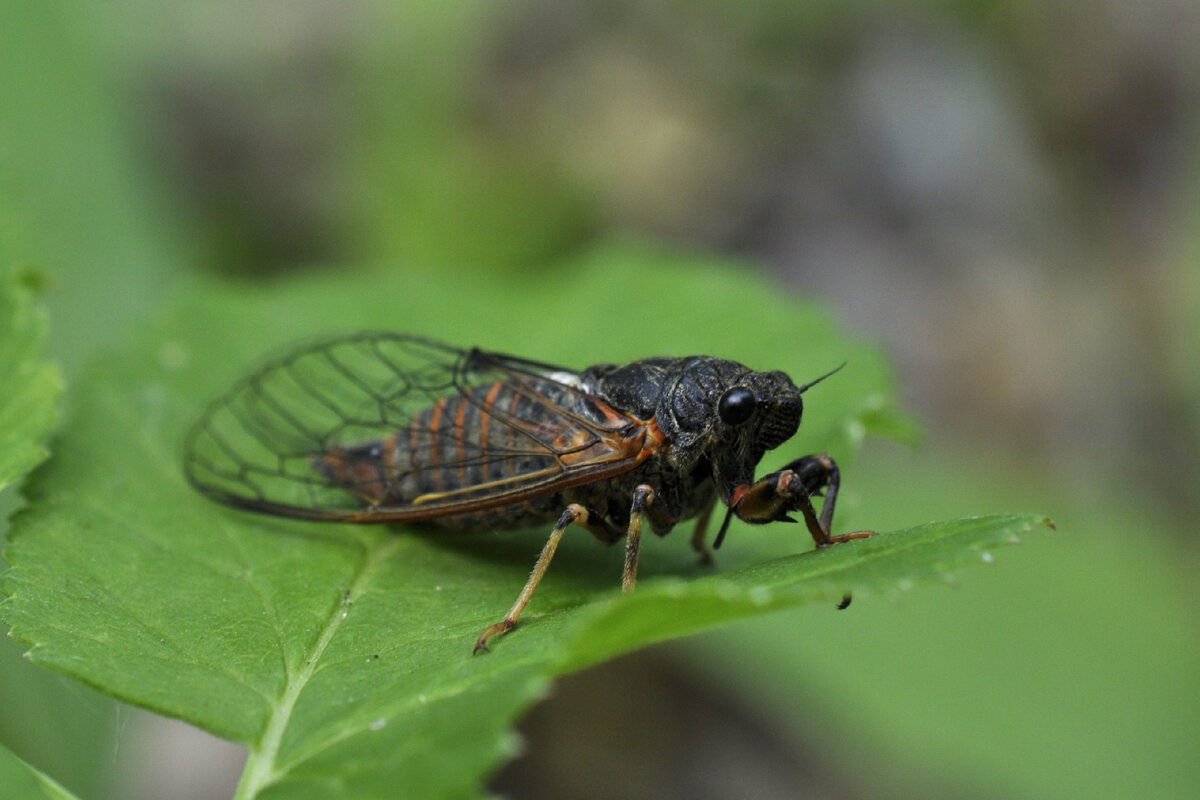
[717,387,756,426]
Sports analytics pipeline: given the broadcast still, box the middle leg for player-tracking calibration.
[622,485,655,591]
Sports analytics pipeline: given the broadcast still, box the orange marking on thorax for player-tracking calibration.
[647,418,667,446]
[621,418,667,465]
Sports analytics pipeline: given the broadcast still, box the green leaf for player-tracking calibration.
[0,740,80,800]
[0,268,61,495]
[0,244,1039,798]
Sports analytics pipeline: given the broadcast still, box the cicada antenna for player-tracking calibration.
[796,362,846,394]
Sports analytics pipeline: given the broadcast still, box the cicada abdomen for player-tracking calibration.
[312,374,635,528]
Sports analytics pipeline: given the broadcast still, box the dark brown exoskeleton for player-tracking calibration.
[184,334,874,652]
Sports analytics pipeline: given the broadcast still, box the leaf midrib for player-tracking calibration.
[233,536,403,800]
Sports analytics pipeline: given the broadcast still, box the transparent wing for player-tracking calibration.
[183,333,653,522]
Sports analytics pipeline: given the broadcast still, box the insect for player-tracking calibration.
[184,334,874,652]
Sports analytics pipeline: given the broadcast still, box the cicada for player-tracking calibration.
[184,334,874,651]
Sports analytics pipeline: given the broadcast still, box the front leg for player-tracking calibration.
[733,454,874,548]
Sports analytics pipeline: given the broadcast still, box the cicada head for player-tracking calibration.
[658,358,840,506]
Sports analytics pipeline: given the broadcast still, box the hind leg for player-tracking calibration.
[474,486,657,653]
[474,505,590,653]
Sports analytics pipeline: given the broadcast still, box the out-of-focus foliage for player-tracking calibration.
[0,741,78,800]
[0,268,61,495]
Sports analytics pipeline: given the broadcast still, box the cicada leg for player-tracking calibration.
[473,484,656,654]
[735,454,874,547]
[781,454,875,548]
[689,495,718,566]
[474,504,589,654]
[733,453,874,609]
[621,485,655,591]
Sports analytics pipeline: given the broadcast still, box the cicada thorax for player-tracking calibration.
[312,376,622,529]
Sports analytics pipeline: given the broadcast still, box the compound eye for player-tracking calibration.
[717,387,757,426]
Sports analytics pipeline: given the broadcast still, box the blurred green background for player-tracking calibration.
[1,1,1197,798]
